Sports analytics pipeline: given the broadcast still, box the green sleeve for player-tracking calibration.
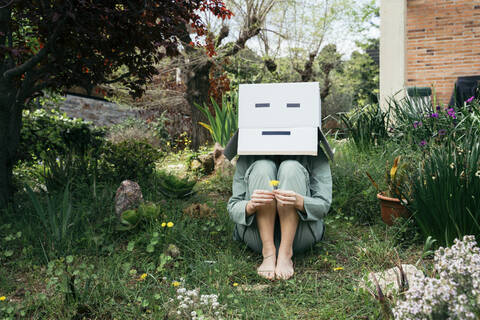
[300,150,332,221]
[227,157,255,226]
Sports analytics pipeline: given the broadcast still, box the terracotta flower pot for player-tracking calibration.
[377,193,410,226]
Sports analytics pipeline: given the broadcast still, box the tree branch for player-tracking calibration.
[3,17,64,80]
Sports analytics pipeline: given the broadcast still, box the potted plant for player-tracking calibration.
[366,156,410,226]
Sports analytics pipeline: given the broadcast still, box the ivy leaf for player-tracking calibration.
[4,250,13,257]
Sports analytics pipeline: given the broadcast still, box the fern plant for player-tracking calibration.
[195,92,238,147]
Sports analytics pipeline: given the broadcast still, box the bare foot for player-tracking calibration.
[257,254,276,280]
[275,254,294,280]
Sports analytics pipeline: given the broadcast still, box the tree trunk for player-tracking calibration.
[0,91,23,209]
[185,60,213,150]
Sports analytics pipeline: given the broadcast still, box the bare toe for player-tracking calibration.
[275,257,294,280]
[257,255,276,280]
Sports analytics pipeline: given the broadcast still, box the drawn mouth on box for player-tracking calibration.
[261,131,291,136]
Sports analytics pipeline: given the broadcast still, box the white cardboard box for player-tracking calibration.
[237,82,322,156]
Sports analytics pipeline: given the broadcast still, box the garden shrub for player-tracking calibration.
[107,114,170,150]
[100,139,162,183]
[393,235,480,319]
[339,103,390,152]
[388,93,480,149]
[410,136,480,246]
[19,108,105,162]
[330,141,387,224]
[155,170,196,199]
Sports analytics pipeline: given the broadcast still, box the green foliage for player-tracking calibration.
[410,137,480,246]
[20,108,105,162]
[156,171,196,199]
[25,183,75,259]
[339,104,390,152]
[195,92,238,147]
[331,141,387,224]
[107,114,171,150]
[118,203,162,229]
[341,38,379,107]
[100,140,162,183]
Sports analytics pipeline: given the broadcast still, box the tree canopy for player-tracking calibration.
[0,0,232,208]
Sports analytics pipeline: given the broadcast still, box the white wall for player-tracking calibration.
[380,0,406,110]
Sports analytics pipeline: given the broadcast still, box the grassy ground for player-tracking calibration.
[0,143,428,319]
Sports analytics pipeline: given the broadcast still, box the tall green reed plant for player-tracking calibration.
[26,183,75,260]
[195,92,238,147]
[410,136,480,246]
[339,103,390,151]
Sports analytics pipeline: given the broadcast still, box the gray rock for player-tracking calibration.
[114,180,144,218]
[359,264,424,297]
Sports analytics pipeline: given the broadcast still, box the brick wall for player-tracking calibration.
[406,0,480,105]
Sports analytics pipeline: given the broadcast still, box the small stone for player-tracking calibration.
[114,180,144,219]
[166,244,181,258]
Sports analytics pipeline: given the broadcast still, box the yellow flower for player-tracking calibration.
[233,282,239,287]
[139,273,147,281]
[167,222,174,228]
[0,296,5,301]
[161,222,166,227]
[269,180,279,187]
[333,267,344,271]
[172,281,181,287]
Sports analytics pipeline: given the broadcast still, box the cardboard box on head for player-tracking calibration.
[223,82,333,160]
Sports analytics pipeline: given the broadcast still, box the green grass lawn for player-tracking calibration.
[0,147,428,320]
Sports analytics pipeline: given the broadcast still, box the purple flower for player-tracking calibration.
[419,140,427,147]
[430,112,439,118]
[466,96,475,103]
[413,121,423,129]
[438,129,447,136]
[436,105,441,111]
[447,108,456,119]
[388,127,394,133]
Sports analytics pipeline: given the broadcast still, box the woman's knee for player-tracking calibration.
[278,160,305,179]
[249,159,277,178]
[246,160,277,193]
[277,160,308,194]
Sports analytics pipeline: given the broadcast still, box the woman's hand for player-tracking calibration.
[274,190,304,211]
[246,190,275,215]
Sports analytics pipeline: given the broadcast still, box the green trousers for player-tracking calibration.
[232,158,325,255]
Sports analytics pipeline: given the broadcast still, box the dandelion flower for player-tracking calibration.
[161,222,166,227]
[233,282,239,287]
[269,180,279,187]
[0,296,5,301]
[172,281,181,287]
[333,267,344,271]
[139,273,147,281]
[167,222,174,228]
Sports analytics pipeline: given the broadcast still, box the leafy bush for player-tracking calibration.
[20,108,105,161]
[107,114,170,150]
[331,141,387,224]
[339,104,390,151]
[195,92,238,147]
[388,93,480,149]
[410,137,480,246]
[393,235,480,319]
[100,140,162,183]
[156,170,196,199]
